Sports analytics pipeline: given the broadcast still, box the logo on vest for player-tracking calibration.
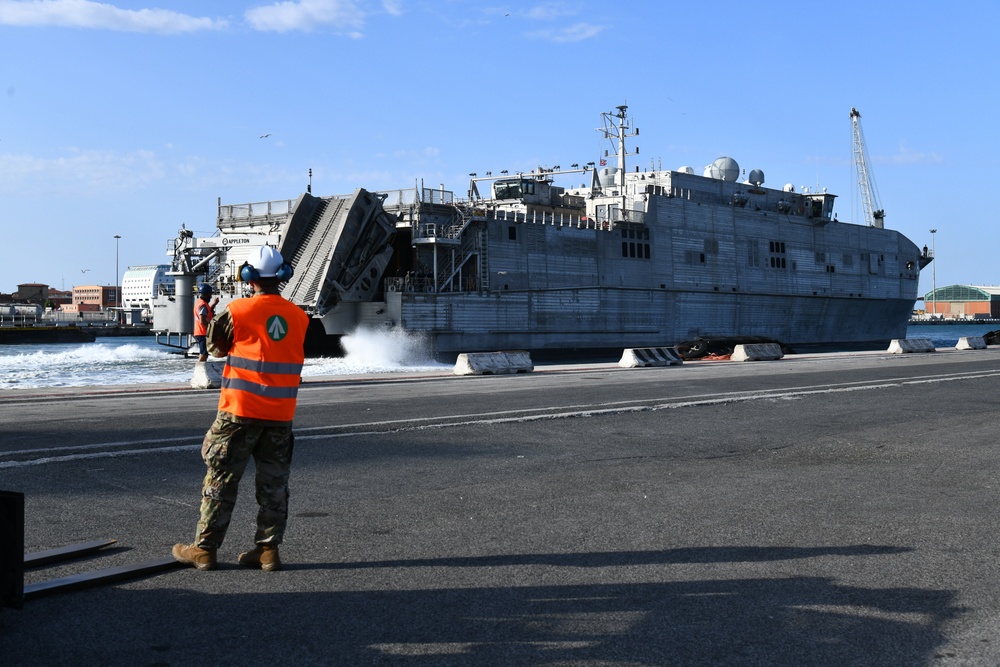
[266,314,289,341]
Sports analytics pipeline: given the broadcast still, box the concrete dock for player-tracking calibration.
[3,348,1000,665]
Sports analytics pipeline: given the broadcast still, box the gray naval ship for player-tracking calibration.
[151,105,930,359]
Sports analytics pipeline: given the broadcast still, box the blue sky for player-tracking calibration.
[1,0,997,298]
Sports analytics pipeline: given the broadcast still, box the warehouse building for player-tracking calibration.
[923,285,1000,319]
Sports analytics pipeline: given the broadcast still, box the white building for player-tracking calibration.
[122,265,175,309]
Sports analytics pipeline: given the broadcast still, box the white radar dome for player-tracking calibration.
[704,156,740,182]
[783,183,795,192]
[747,169,765,186]
[677,166,694,174]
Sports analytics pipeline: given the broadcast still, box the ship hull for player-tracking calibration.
[323,287,913,358]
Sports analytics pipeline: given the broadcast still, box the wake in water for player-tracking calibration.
[0,340,191,389]
[0,329,449,390]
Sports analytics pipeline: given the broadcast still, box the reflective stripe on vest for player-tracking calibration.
[217,295,309,422]
[225,355,304,376]
[220,374,300,399]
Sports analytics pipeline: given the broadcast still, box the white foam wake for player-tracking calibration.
[303,327,447,377]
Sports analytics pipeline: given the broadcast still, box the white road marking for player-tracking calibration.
[4,369,1000,469]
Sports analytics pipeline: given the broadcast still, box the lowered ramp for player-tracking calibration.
[279,189,396,316]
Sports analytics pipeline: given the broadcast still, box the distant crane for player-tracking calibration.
[850,107,885,229]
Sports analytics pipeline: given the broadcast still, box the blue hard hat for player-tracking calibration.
[199,283,213,296]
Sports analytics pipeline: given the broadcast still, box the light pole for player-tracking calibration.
[114,234,121,312]
[929,229,937,318]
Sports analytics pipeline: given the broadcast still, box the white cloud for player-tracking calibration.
[883,141,945,166]
[245,0,365,33]
[524,2,576,21]
[525,21,604,43]
[0,0,226,33]
[0,148,167,195]
[381,0,402,17]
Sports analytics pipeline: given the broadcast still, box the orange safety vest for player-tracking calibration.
[193,298,215,337]
[218,294,310,422]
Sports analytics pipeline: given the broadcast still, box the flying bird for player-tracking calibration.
[259,133,271,139]
[81,268,90,273]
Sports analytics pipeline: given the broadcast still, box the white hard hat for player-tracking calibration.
[248,245,285,277]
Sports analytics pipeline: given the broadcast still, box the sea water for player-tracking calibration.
[0,328,448,390]
[2,323,996,391]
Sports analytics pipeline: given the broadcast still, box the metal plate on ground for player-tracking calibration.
[24,539,118,568]
[24,557,182,601]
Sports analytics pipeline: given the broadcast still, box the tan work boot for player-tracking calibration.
[237,544,282,571]
[172,542,218,571]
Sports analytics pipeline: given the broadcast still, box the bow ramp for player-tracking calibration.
[279,189,396,316]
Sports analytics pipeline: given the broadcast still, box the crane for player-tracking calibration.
[850,107,885,228]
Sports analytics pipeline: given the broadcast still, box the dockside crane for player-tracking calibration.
[850,107,885,228]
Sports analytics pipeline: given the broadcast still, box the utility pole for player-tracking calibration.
[929,229,937,318]
[114,234,121,312]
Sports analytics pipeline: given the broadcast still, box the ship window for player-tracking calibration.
[625,242,651,260]
[768,240,787,269]
[815,252,826,264]
[748,241,761,268]
[826,264,836,273]
[843,254,854,267]
[494,180,522,200]
[508,226,517,241]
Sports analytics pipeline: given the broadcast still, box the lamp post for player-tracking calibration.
[114,234,121,312]
[929,229,937,318]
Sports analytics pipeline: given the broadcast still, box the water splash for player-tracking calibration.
[303,327,447,377]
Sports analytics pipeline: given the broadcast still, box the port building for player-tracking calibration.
[122,265,175,309]
[923,285,1000,319]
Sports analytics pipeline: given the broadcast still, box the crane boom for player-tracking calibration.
[850,107,885,228]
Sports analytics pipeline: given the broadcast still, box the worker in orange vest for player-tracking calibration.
[173,245,310,572]
[193,283,219,362]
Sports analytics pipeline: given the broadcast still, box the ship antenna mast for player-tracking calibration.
[850,107,885,229]
[597,105,639,222]
[599,105,639,187]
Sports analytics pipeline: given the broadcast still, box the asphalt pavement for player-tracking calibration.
[3,349,1000,666]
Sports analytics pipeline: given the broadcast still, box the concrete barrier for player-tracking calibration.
[731,343,784,362]
[956,336,987,350]
[191,359,225,389]
[454,351,534,376]
[618,347,683,368]
[887,338,936,354]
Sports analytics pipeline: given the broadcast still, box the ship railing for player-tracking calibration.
[218,199,296,224]
[377,188,421,207]
[0,314,42,327]
[385,275,435,293]
[376,187,457,207]
[39,311,119,324]
[413,222,459,241]
[484,208,631,230]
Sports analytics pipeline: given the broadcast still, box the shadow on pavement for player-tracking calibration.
[288,544,913,570]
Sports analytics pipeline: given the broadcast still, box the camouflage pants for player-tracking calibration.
[195,411,294,550]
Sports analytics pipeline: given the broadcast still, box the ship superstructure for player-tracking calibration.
[151,106,929,358]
